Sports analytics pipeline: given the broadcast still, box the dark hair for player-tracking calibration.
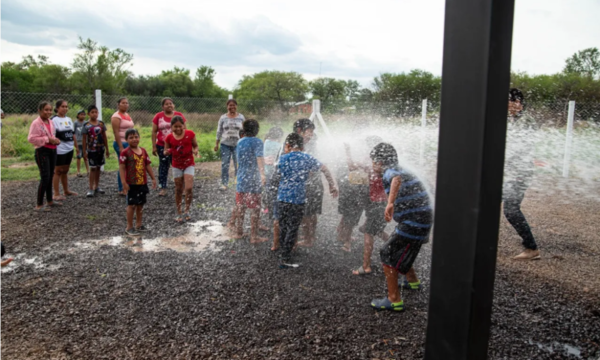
[87,105,98,113]
[265,126,284,141]
[370,142,398,167]
[509,88,524,103]
[125,128,139,140]
[239,129,245,138]
[293,118,315,133]
[54,99,67,114]
[285,133,304,150]
[161,97,174,106]
[38,101,52,111]
[170,115,185,126]
[242,119,260,137]
[226,99,237,106]
[117,97,128,106]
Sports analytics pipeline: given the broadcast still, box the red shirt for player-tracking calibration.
[165,130,196,170]
[119,147,151,185]
[369,171,387,202]
[152,111,186,147]
[43,122,57,150]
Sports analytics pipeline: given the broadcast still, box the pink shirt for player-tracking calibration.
[28,117,57,149]
[152,111,187,147]
[112,112,134,143]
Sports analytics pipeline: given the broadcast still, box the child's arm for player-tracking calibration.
[111,116,124,152]
[102,126,110,158]
[320,165,339,198]
[146,162,158,190]
[163,139,171,156]
[82,132,88,161]
[191,136,199,157]
[343,143,357,170]
[257,156,266,185]
[73,133,79,158]
[385,176,402,222]
[119,163,129,192]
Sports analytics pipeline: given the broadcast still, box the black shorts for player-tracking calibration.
[338,184,369,226]
[126,184,149,206]
[380,231,423,274]
[56,150,74,166]
[87,151,105,168]
[364,201,387,236]
[304,175,324,216]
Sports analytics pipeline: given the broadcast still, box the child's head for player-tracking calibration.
[370,142,398,174]
[55,99,68,116]
[242,119,259,138]
[265,126,283,141]
[38,101,53,119]
[125,128,140,147]
[284,133,304,153]
[170,115,185,135]
[162,97,174,112]
[76,109,86,121]
[87,105,99,120]
[293,118,315,143]
[508,88,524,117]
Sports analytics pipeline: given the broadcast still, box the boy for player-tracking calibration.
[82,105,110,197]
[119,129,157,236]
[277,133,338,268]
[228,119,267,243]
[369,143,432,311]
[73,109,89,177]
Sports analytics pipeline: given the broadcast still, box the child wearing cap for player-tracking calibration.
[73,109,89,177]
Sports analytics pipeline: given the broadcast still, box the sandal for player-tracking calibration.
[158,189,167,197]
[401,279,422,290]
[184,213,191,222]
[352,266,372,275]
[175,215,184,223]
[34,205,51,212]
[341,244,351,253]
[65,191,78,196]
[371,298,404,312]
[47,201,63,207]
[53,195,66,201]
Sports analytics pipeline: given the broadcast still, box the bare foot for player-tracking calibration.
[250,237,269,244]
[271,246,279,251]
[230,232,244,240]
[259,224,270,232]
[352,267,372,275]
[53,195,66,201]
[158,189,167,196]
[1,258,14,267]
[296,241,313,248]
[341,244,351,252]
[65,191,78,196]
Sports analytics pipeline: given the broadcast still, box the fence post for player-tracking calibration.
[420,99,428,165]
[562,100,575,178]
[95,89,102,121]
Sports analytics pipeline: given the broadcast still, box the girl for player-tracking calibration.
[151,97,187,196]
[164,116,199,222]
[28,101,62,211]
[52,100,78,199]
[111,97,135,196]
[214,99,244,190]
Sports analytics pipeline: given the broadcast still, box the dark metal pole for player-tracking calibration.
[424,0,515,359]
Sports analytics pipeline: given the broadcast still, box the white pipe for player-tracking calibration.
[562,100,575,178]
[95,89,102,121]
[419,99,427,165]
[228,94,233,100]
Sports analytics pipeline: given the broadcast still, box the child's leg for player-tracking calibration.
[250,208,268,244]
[352,233,375,275]
[77,158,81,174]
[405,267,419,284]
[53,168,62,198]
[174,177,184,215]
[89,167,97,190]
[384,266,402,303]
[183,174,194,214]
[237,204,246,237]
[227,206,237,229]
[94,167,101,189]
[85,157,90,174]
[279,203,304,263]
[337,217,354,251]
[298,215,317,247]
[135,205,144,228]
[271,220,280,251]
[126,205,135,230]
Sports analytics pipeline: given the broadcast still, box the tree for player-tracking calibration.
[193,66,228,98]
[234,71,308,111]
[309,77,347,103]
[563,47,600,79]
[158,67,194,97]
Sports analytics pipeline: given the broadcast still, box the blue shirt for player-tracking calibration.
[236,137,264,193]
[277,151,322,204]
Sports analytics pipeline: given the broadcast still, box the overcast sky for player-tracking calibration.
[1,0,599,90]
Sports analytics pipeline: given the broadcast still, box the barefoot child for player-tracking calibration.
[277,133,338,268]
[119,129,157,235]
[228,119,267,243]
[369,143,432,311]
[82,105,110,197]
[263,126,284,250]
[74,109,89,177]
[163,116,199,222]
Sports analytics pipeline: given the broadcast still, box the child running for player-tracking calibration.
[277,133,338,268]
[73,109,89,177]
[369,143,432,312]
[119,129,157,236]
[163,116,199,222]
[82,105,110,197]
[228,119,267,243]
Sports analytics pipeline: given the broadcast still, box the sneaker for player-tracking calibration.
[125,228,140,236]
[371,297,405,312]
[513,249,541,260]
[95,188,105,195]
[136,225,149,232]
[86,190,95,198]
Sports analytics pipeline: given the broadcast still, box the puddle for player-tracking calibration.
[529,339,582,358]
[90,220,231,253]
[1,253,60,273]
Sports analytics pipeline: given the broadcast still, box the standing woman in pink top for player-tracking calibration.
[151,97,187,196]
[111,97,135,195]
[27,101,62,210]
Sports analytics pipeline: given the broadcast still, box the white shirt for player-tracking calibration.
[52,116,75,155]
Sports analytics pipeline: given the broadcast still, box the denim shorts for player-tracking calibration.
[172,166,195,178]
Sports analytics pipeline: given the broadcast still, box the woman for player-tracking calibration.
[111,97,135,196]
[52,99,78,200]
[214,99,244,190]
[152,97,187,196]
[27,101,62,210]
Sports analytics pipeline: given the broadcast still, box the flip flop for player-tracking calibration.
[341,245,351,253]
[47,201,63,207]
[53,195,66,201]
[184,213,191,222]
[352,266,372,275]
[34,206,51,212]
[175,216,184,223]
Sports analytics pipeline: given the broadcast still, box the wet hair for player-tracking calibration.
[239,129,245,138]
[38,101,52,111]
[370,142,399,168]
[509,88,524,103]
[293,118,315,133]
[265,126,284,141]
[77,109,86,116]
[226,99,237,106]
[87,104,98,113]
[161,97,174,106]
[242,119,260,137]
[170,115,185,126]
[117,97,128,106]
[54,99,67,114]
[125,128,139,140]
[285,133,304,150]
[365,135,383,149]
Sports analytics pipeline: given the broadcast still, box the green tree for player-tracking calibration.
[192,66,228,98]
[372,70,441,104]
[234,70,308,111]
[563,47,600,79]
[158,67,194,97]
[309,77,347,103]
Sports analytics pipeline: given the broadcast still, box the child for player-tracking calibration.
[82,105,110,197]
[369,143,432,311]
[163,116,199,222]
[277,133,338,268]
[263,126,284,247]
[263,126,284,179]
[228,119,267,244]
[73,109,89,177]
[119,129,157,235]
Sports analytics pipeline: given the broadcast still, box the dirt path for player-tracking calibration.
[1,164,599,359]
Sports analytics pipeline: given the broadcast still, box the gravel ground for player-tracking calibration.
[1,163,599,359]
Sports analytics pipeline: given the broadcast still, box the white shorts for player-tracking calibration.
[172,166,195,179]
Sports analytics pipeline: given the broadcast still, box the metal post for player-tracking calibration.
[419,99,428,165]
[228,94,233,100]
[95,89,102,121]
[424,0,515,359]
[562,100,575,178]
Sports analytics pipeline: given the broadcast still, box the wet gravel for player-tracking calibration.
[1,166,599,359]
